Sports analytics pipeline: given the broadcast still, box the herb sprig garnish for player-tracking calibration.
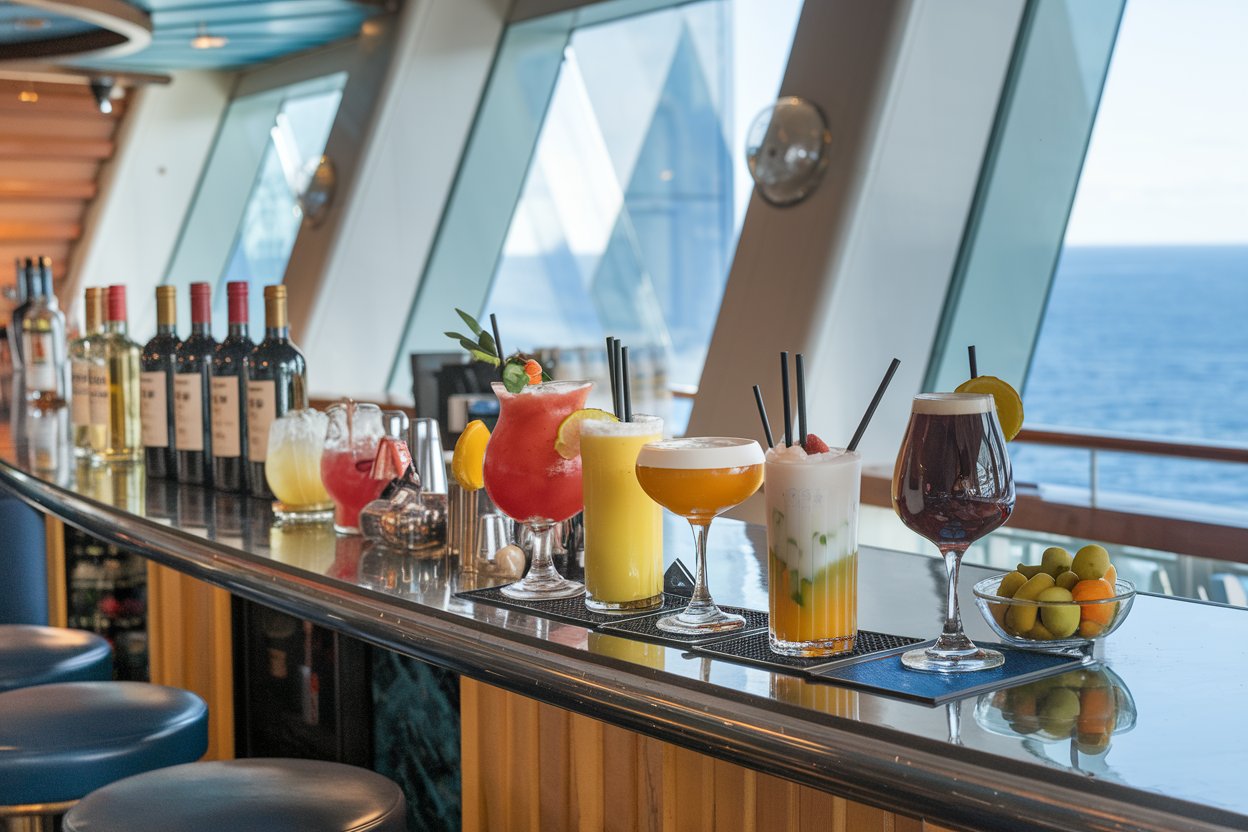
[446,308,552,393]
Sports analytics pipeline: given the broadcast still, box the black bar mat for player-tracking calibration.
[695,629,923,674]
[455,585,685,629]
[597,604,769,648]
[809,642,1088,705]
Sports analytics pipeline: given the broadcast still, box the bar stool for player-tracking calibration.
[0,625,112,692]
[0,682,208,831]
[63,758,407,832]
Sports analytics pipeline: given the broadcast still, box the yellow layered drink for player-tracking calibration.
[765,443,861,656]
[581,415,664,611]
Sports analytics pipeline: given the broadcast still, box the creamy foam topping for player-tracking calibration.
[765,443,859,465]
[912,393,993,415]
[636,437,763,469]
[581,414,663,436]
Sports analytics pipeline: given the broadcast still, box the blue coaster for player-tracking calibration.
[809,643,1086,705]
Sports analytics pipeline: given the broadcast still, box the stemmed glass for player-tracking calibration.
[484,380,591,600]
[892,393,1014,672]
[635,437,764,634]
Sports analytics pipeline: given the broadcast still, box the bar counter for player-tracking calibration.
[2,421,1246,832]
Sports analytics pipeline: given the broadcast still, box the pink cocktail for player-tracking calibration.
[484,380,590,599]
[321,449,385,532]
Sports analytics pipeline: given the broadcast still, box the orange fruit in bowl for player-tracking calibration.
[1071,578,1116,626]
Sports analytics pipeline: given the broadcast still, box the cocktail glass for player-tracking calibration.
[635,437,764,634]
[892,393,1014,672]
[321,402,387,535]
[266,408,333,524]
[581,415,664,612]
[765,444,861,656]
[484,380,590,600]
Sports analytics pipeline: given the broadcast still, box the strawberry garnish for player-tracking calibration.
[804,433,830,454]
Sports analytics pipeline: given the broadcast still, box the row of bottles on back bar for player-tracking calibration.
[11,257,68,406]
[69,285,143,462]
[128,281,306,496]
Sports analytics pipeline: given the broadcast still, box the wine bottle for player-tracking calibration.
[141,286,180,478]
[174,282,216,485]
[22,257,68,407]
[245,284,306,499]
[211,281,254,492]
[69,287,106,456]
[9,258,36,369]
[97,285,142,461]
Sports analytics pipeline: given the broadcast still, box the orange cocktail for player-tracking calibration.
[636,437,763,634]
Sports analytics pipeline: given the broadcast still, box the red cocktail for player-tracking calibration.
[321,402,386,534]
[484,380,590,599]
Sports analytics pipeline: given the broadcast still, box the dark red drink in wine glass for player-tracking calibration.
[892,393,1014,672]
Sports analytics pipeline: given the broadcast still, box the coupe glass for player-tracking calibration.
[484,380,590,600]
[892,393,1014,672]
[635,437,764,634]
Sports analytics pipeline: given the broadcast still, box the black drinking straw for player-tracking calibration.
[621,346,633,422]
[780,352,793,447]
[847,358,901,453]
[796,353,808,451]
[606,336,620,418]
[752,384,775,449]
[612,339,626,422]
[968,345,978,379]
[490,313,504,380]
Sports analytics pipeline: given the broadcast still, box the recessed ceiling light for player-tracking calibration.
[190,22,227,49]
[18,90,38,103]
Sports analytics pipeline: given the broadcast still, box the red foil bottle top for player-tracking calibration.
[227,281,248,324]
[190,282,211,324]
[107,284,127,322]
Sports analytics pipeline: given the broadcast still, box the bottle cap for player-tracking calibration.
[155,285,176,327]
[107,285,127,322]
[264,283,288,329]
[190,282,211,324]
[227,281,248,324]
[84,287,105,331]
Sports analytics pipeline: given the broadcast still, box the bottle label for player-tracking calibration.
[211,377,242,458]
[22,332,57,393]
[141,371,169,449]
[174,374,205,452]
[88,364,110,429]
[71,358,92,426]
[247,380,277,462]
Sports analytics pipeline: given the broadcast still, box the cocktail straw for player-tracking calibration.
[605,336,620,418]
[612,338,625,423]
[968,345,978,379]
[780,352,792,447]
[796,353,808,451]
[752,384,774,449]
[621,346,633,423]
[847,358,901,453]
[490,313,504,380]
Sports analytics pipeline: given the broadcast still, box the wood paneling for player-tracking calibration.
[0,180,96,200]
[0,221,81,241]
[0,136,114,160]
[461,679,952,832]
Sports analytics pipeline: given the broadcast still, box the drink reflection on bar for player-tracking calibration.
[0,3,1245,831]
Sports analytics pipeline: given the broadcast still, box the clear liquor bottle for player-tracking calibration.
[174,282,216,485]
[9,258,35,369]
[96,285,142,461]
[141,286,180,478]
[245,285,307,499]
[69,287,107,456]
[211,282,254,493]
[23,257,68,407]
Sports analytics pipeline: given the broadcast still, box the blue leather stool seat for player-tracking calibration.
[0,682,208,808]
[0,625,112,692]
[63,758,407,832]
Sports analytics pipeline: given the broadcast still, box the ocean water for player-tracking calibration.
[1017,245,1248,515]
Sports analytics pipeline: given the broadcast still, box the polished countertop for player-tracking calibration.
[3,410,1247,832]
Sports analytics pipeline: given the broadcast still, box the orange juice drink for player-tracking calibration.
[581,415,664,611]
[765,443,861,656]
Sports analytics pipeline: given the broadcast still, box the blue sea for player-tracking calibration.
[1017,245,1248,518]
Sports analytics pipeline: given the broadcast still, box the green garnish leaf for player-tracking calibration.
[445,331,473,344]
[477,330,496,354]
[541,370,553,382]
[501,361,529,393]
[456,308,484,336]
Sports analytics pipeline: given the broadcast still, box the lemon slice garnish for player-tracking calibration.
[452,420,490,491]
[554,408,618,460]
[955,376,1024,440]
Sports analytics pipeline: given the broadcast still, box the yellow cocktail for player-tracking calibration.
[265,408,333,523]
[581,415,664,611]
[636,437,764,635]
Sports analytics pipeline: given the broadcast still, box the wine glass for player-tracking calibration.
[892,393,1014,672]
[635,437,764,634]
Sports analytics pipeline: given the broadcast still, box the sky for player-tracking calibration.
[1064,0,1248,246]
